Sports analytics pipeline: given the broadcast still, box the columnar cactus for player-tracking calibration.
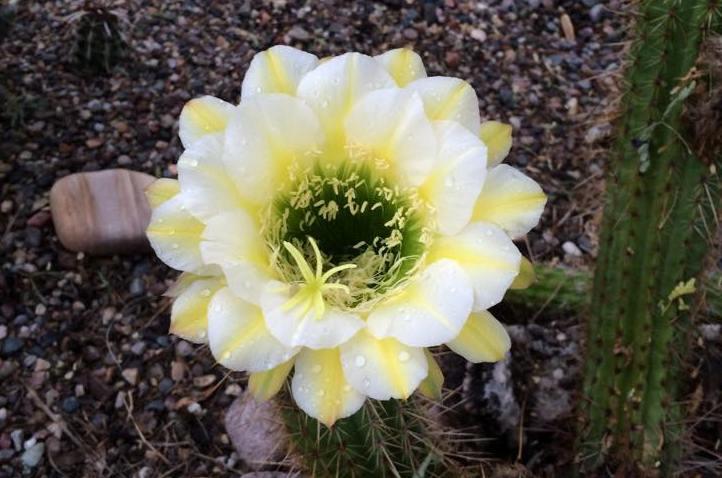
[578,0,722,474]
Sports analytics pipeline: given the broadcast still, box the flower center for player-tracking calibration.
[264,159,430,309]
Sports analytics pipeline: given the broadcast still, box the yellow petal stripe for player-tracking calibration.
[447,311,511,363]
[375,48,427,86]
[145,178,180,208]
[248,359,295,402]
[478,121,513,167]
[471,164,547,238]
[340,330,427,400]
[179,96,235,148]
[170,276,223,343]
[418,350,444,400]
[146,195,206,272]
[291,348,365,427]
[510,257,535,290]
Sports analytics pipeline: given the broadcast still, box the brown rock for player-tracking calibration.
[50,169,155,255]
[560,14,575,42]
[225,392,288,470]
[27,210,51,227]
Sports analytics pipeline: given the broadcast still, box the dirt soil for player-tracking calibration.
[0,0,627,476]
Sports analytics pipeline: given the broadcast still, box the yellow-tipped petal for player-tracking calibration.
[248,359,295,402]
[345,88,437,186]
[472,164,547,238]
[179,96,235,148]
[427,221,521,311]
[241,45,319,98]
[418,350,444,400]
[374,48,427,86]
[291,348,365,427]
[479,121,512,166]
[339,330,427,400]
[145,178,180,208]
[406,76,481,133]
[447,311,510,363]
[169,276,224,343]
[146,195,206,272]
[510,257,536,290]
[367,260,474,347]
[207,288,299,372]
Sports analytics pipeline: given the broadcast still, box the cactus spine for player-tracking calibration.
[284,398,454,478]
[578,0,722,474]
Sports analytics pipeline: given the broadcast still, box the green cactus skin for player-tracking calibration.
[283,398,456,478]
[576,0,722,474]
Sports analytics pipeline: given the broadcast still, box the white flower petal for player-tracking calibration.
[472,164,546,238]
[200,211,271,304]
[479,121,513,167]
[260,281,364,349]
[428,222,521,311]
[296,52,395,148]
[292,348,365,427]
[208,288,299,372]
[170,276,224,343]
[374,48,427,86]
[146,195,205,272]
[179,96,236,149]
[422,121,487,235]
[367,259,473,347]
[248,359,295,402]
[222,94,324,206]
[406,77,481,133]
[340,330,427,400]
[447,310,511,363]
[241,45,319,98]
[177,134,251,220]
[345,88,437,186]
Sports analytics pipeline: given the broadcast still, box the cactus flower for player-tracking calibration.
[146,46,546,426]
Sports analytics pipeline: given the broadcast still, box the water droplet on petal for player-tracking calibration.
[343,384,351,392]
[311,364,322,374]
[362,378,371,388]
[354,355,366,368]
[317,389,326,397]
[187,159,198,167]
[171,243,179,249]
[398,351,410,362]
[222,351,231,361]
[200,289,211,297]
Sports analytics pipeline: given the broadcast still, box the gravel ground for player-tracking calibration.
[0,1,625,476]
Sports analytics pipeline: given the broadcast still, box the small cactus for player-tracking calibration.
[68,2,128,74]
[577,0,722,474]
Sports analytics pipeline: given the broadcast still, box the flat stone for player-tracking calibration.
[50,169,155,255]
[225,392,287,470]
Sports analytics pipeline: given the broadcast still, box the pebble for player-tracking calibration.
[117,155,132,166]
[0,325,6,340]
[0,449,14,463]
[2,337,23,356]
[10,430,23,451]
[130,341,147,355]
[175,341,193,357]
[62,396,80,413]
[562,241,583,257]
[122,368,139,385]
[0,200,12,213]
[21,442,44,468]
[589,4,604,22]
[129,277,145,296]
[159,377,174,394]
[193,374,216,388]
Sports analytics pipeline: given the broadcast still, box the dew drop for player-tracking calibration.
[362,377,371,388]
[321,100,329,109]
[311,364,323,374]
[222,351,231,361]
[187,159,198,167]
[199,331,206,338]
[171,243,179,249]
[486,229,493,236]
[343,384,351,392]
[200,288,211,297]
[398,351,410,362]
[317,389,326,397]
[354,355,366,368]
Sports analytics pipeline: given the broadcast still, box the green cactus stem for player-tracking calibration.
[576,0,722,474]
